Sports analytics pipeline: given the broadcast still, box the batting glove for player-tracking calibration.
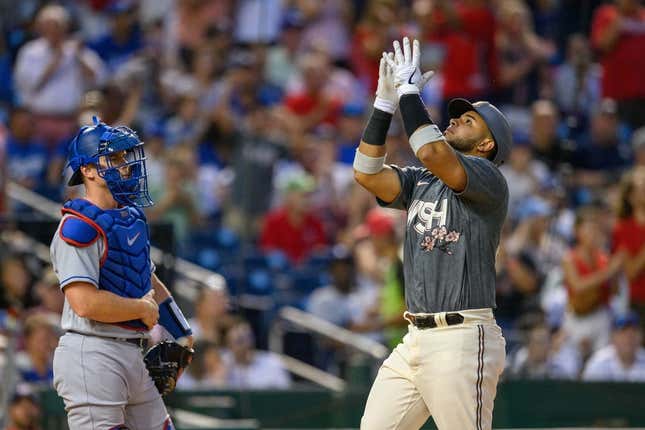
[384,37,435,99]
[374,54,397,114]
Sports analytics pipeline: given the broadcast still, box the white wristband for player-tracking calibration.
[373,97,396,114]
[409,125,445,156]
[353,149,386,174]
[397,83,420,98]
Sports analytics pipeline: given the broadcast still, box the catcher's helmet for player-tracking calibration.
[66,117,153,207]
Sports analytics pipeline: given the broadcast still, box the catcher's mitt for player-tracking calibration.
[144,341,194,396]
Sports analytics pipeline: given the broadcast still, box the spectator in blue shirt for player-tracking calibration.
[88,0,143,72]
[5,107,49,193]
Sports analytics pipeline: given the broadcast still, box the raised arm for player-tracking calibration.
[353,53,432,203]
[384,37,467,192]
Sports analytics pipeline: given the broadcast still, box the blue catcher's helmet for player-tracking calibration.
[66,117,153,207]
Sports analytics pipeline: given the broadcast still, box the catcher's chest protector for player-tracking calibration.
[62,199,152,304]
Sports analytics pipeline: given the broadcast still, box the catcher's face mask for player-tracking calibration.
[96,125,153,208]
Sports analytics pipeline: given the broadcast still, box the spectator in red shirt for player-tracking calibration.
[562,206,623,355]
[418,0,497,103]
[591,0,645,128]
[614,167,645,334]
[260,172,327,264]
[281,51,344,132]
[350,0,398,93]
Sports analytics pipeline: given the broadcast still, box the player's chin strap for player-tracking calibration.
[158,297,192,343]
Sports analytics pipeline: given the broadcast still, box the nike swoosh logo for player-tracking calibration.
[127,232,141,246]
[417,181,429,186]
[408,69,416,84]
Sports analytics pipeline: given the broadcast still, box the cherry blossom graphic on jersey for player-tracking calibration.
[420,225,461,255]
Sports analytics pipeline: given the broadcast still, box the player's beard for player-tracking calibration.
[445,135,479,153]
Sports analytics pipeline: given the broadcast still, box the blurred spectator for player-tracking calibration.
[234,0,284,44]
[573,99,632,175]
[529,99,574,172]
[29,267,65,316]
[336,103,366,165]
[14,5,106,147]
[16,313,59,386]
[631,126,645,167]
[350,0,398,93]
[495,0,555,107]
[591,0,645,129]
[223,320,291,389]
[582,312,645,381]
[295,0,352,61]
[5,390,41,430]
[613,167,645,333]
[188,274,236,345]
[163,91,203,147]
[553,33,601,124]
[418,0,497,104]
[282,52,344,132]
[225,106,291,239]
[5,107,49,194]
[302,129,355,238]
[177,340,228,389]
[500,137,549,215]
[147,148,199,247]
[495,237,543,329]
[88,0,143,72]
[308,246,363,327]
[561,207,624,354]
[259,172,327,264]
[307,246,368,371]
[0,255,35,314]
[506,196,565,279]
[164,0,231,69]
[352,208,406,348]
[507,323,580,379]
[265,10,306,89]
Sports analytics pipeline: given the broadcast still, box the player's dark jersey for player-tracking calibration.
[378,153,508,313]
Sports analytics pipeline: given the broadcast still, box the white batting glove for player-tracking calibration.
[374,54,397,114]
[383,37,435,99]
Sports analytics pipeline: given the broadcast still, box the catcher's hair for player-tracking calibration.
[616,169,637,219]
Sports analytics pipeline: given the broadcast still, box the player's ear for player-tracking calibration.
[477,138,496,158]
[81,164,96,181]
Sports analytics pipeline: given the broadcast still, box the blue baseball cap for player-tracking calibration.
[448,98,513,165]
[613,311,640,330]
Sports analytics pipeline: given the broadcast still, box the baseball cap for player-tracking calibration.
[448,98,513,165]
[355,208,396,238]
[281,172,316,194]
[612,311,640,330]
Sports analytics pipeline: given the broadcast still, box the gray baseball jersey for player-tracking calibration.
[50,214,154,339]
[378,153,508,313]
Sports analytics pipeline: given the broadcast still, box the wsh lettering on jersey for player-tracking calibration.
[408,198,461,255]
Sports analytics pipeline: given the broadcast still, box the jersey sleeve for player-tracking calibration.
[376,165,425,211]
[455,153,508,211]
[50,217,101,290]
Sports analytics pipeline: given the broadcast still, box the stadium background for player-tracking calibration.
[1,0,645,428]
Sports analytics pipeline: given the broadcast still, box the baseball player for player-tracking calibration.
[50,118,193,429]
[354,37,511,430]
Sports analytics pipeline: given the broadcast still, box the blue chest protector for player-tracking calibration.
[61,199,151,330]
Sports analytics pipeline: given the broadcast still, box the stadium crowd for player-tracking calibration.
[1,0,645,425]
